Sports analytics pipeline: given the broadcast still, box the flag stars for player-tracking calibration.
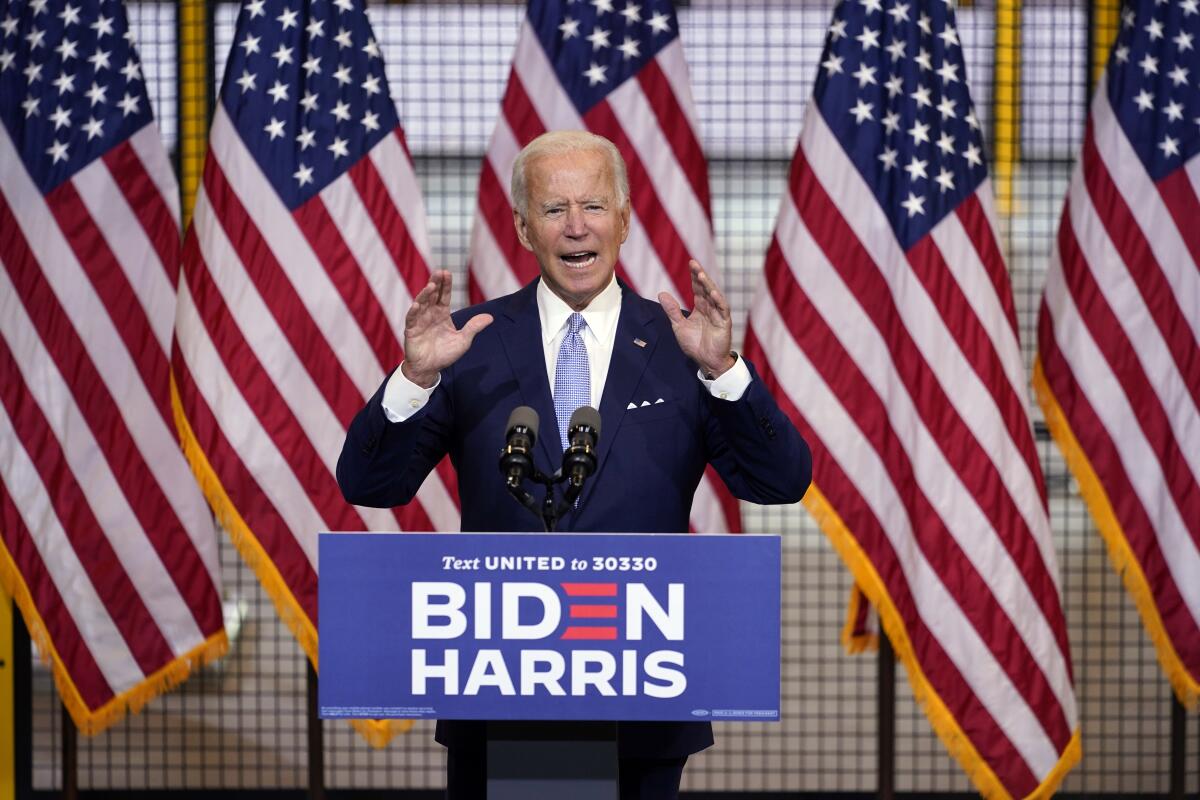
[937,25,959,48]
[822,53,844,76]
[334,0,354,12]
[1144,18,1164,40]
[1183,0,1199,14]
[829,19,847,41]
[1134,89,1155,111]
[306,18,325,38]
[23,61,42,82]
[26,27,46,50]
[300,91,319,111]
[1158,135,1180,157]
[331,99,351,121]
[965,109,980,130]
[587,28,611,50]
[363,37,380,58]
[239,33,261,55]
[884,74,903,98]
[361,110,380,131]
[1175,31,1194,51]
[296,127,315,149]
[962,143,983,167]
[58,3,81,26]
[914,47,932,71]
[910,84,932,107]
[29,0,48,15]
[49,104,70,128]
[1167,66,1188,86]
[121,58,141,82]
[334,27,352,49]
[618,36,640,59]
[333,64,352,85]
[646,11,670,34]
[852,63,876,87]
[901,192,926,217]
[1164,100,1184,122]
[886,2,910,23]
[878,146,899,170]
[936,132,955,155]
[328,136,349,159]
[620,3,642,23]
[245,0,265,18]
[294,164,314,186]
[850,98,874,123]
[302,55,321,75]
[85,81,107,105]
[908,120,931,145]
[268,80,289,102]
[264,116,286,140]
[886,38,906,62]
[278,8,298,29]
[272,44,293,66]
[1114,45,1130,63]
[591,0,614,14]
[54,36,77,59]
[559,17,580,39]
[859,0,883,13]
[361,74,381,95]
[118,92,139,116]
[882,110,901,133]
[584,61,608,85]
[855,27,880,50]
[934,167,955,193]
[46,140,69,163]
[21,95,39,117]
[917,13,932,34]
[88,48,111,71]
[0,49,14,72]
[83,116,103,139]
[936,97,957,119]
[936,62,959,83]
[237,69,257,92]
[1139,54,1158,75]
[0,15,16,36]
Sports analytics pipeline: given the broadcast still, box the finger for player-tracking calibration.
[658,291,686,325]
[460,312,494,340]
[432,270,452,306]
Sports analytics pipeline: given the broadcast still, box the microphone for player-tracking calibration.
[562,406,601,503]
[499,406,539,488]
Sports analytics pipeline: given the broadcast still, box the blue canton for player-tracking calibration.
[1107,0,1199,180]
[529,0,678,115]
[219,0,398,208]
[813,0,987,250]
[0,0,154,194]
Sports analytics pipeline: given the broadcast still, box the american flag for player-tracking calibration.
[467,0,742,534]
[1035,0,1199,709]
[743,0,1080,794]
[173,0,454,740]
[0,0,226,731]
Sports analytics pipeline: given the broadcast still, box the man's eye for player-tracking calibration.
[586,204,604,212]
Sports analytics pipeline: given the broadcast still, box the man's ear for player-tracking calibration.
[513,209,534,252]
[619,204,631,244]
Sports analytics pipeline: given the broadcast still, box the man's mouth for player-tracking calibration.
[560,251,597,268]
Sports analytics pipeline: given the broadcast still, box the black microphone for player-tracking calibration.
[499,406,539,488]
[562,406,601,502]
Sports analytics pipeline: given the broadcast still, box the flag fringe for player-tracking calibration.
[802,483,1081,799]
[1033,358,1199,710]
[169,372,415,746]
[0,536,228,735]
[841,584,878,655]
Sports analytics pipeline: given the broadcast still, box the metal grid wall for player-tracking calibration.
[26,0,1199,794]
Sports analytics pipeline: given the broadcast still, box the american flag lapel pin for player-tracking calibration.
[633,338,647,348]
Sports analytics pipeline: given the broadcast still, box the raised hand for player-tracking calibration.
[658,260,736,379]
[401,270,494,388]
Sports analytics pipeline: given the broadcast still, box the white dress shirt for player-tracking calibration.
[381,275,751,422]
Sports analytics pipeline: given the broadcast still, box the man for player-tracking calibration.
[338,131,811,799]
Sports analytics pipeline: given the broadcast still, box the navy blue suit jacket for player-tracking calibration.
[337,278,811,757]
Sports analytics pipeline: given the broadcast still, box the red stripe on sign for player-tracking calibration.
[1081,129,1200,415]
[179,225,368,539]
[1055,205,1200,549]
[569,604,618,619]
[171,342,319,626]
[636,58,712,219]
[0,481,116,709]
[101,140,180,286]
[584,100,693,305]
[561,583,618,597]
[561,627,618,640]
[44,179,174,430]
[762,235,1072,749]
[744,330,1043,796]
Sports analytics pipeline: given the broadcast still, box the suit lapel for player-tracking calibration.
[496,281,562,466]
[581,285,658,510]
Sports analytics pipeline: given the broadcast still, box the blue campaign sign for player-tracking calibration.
[318,532,780,722]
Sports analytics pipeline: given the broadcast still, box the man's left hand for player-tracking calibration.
[659,260,736,379]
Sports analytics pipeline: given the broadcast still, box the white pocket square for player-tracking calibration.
[627,398,668,410]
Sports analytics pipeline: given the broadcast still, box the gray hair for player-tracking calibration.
[510,131,630,218]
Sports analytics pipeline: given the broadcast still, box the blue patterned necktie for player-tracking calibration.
[554,312,591,451]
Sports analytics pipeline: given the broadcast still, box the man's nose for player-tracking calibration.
[563,206,587,237]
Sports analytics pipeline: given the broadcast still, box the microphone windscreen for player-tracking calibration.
[506,405,540,441]
[569,405,601,440]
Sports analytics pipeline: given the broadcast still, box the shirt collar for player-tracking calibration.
[537,274,622,345]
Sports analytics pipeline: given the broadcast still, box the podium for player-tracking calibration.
[318,532,781,798]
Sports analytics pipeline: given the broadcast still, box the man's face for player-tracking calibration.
[514,149,631,311]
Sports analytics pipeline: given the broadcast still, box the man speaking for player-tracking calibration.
[338,131,811,799]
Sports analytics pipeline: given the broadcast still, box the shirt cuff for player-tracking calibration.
[381,364,441,422]
[698,354,751,401]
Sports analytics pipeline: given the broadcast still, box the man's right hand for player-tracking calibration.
[400,270,494,388]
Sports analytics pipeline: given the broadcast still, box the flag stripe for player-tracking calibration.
[953,192,1022,346]
[1156,167,1200,273]
[790,150,1071,671]
[101,140,179,288]
[1059,196,1200,545]
[1,183,220,648]
[0,466,118,708]
[0,259,177,677]
[1041,259,1200,634]
[764,224,1073,745]
[127,123,182,228]
[367,129,436,279]
[635,52,711,217]
[744,304,1049,794]
[1037,307,1200,657]
[187,189,372,537]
